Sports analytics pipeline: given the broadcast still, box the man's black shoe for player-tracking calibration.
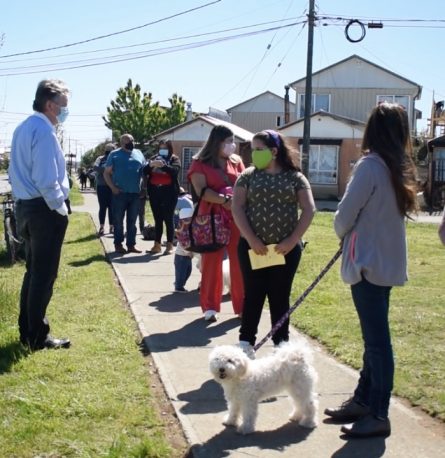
[30,336,71,351]
[42,337,71,349]
[341,414,391,438]
[324,397,370,422]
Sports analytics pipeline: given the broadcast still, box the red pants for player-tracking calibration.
[199,220,244,315]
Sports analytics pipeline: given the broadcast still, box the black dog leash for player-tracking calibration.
[253,247,343,352]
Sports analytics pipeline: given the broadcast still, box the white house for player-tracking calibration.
[150,115,253,186]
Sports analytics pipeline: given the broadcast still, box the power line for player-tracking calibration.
[0,17,305,64]
[0,20,301,71]
[0,0,222,59]
[319,14,445,23]
[239,0,295,99]
[0,21,303,77]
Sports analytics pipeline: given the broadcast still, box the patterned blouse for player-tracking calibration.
[235,166,310,244]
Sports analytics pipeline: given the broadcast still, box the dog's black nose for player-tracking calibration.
[219,368,225,373]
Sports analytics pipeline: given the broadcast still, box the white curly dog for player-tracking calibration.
[209,340,318,435]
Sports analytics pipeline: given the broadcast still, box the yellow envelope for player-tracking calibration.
[248,244,285,270]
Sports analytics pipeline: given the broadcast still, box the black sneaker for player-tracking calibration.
[341,414,391,438]
[324,397,370,422]
[174,287,188,293]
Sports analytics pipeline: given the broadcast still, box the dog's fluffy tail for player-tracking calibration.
[275,339,314,365]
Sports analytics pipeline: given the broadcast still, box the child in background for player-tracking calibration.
[174,187,193,228]
[174,208,194,293]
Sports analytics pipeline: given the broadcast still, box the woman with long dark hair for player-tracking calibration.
[188,125,245,322]
[325,103,418,438]
[144,140,180,255]
[231,130,315,358]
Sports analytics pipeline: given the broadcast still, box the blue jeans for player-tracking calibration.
[351,277,393,419]
[112,192,139,247]
[174,254,192,289]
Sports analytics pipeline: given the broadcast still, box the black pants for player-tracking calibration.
[16,198,68,348]
[148,185,178,243]
[238,237,302,346]
[138,197,147,232]
[96,185,113,226]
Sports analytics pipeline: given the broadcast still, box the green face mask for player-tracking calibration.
[252,148,273,169]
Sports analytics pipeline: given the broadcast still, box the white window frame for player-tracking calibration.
[181,146,200,184]
[298,93,331,118]
[376,95,410,112]
[308,144,339,185]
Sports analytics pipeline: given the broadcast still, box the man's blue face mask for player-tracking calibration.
[56,106,69,124]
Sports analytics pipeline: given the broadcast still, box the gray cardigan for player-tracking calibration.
[334,153,407,286]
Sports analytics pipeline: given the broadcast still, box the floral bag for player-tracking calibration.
[176,187,231,253]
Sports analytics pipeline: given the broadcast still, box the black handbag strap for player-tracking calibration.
[191,186,209,219]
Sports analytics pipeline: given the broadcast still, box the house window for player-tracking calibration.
[276,115,281,127]
[181,147,200,184]
[377,95,410,111]
[299,93,330,118]
[309,144,338,185]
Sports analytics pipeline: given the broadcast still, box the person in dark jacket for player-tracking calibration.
[93,143,116,235]
[144,140,180,255]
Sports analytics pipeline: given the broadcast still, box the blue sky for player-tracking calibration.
[0,0,443,154]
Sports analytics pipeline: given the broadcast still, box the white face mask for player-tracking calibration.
[159,149,169,157]
[222,142,236,157]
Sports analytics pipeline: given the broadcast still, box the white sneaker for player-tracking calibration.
[238,340,255,360]
[204,310,217,323]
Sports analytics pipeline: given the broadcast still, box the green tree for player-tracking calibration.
[80,140,113,170]
[102,79,187,148]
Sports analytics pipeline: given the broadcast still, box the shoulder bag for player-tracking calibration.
[176,187,231,253]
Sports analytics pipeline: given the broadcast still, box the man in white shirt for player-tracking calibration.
[9,79,71,351]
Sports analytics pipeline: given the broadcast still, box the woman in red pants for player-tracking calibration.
[188,125,245,322]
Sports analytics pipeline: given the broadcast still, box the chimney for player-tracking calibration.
[284,85,290,125]
[186,102,193,121]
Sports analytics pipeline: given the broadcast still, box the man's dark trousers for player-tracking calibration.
[16,198,68,348]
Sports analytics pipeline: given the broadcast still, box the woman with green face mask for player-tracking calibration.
[231,130,316,358]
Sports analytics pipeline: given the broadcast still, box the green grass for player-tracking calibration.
[68,179,83,207]
[0,213,185,457]
[291,212,445,421]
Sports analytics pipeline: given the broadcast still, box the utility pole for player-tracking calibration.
[301,0,315,177]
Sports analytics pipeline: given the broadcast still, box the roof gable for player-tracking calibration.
[279,111,365,139]
[151,115,253,142]
[227,90,295,111]
[289,54,421,94]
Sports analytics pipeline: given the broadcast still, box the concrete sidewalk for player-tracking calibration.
[74,191,445,458]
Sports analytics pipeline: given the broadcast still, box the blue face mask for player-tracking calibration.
[159,149,169,157]
[56,106,69,124]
